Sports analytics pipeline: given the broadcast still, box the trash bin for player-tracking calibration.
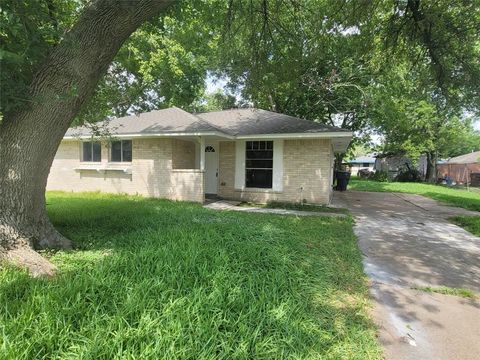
[335,171,351,191]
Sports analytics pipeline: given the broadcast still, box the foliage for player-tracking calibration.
[2,0,479,144]
[0,0,80,115]
[239,201,349,214]
[74,2,222,125]
[369,171,389,183]
[451,216,480,237]
[394,168,422,183]
[1,0,221,123]
[413,286,477,299]
[215,0,480,159]
[0,192,380,359]
[370,78,480,164]
[216,0,375,149]
[349,179,480,212]
[191,89,240,113]
[358,168,373,179]
[381,0,480,110]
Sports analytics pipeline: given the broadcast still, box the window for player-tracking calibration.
[245,141,273,188]
[82,141,101,162]
[205,145,215,152]
[110,140,132,162]
[362,162,370,167]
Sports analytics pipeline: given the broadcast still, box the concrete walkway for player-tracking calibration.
[333,191,480,360]
[204,200,347,217]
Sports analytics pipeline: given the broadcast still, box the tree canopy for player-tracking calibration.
[2,0,479,153]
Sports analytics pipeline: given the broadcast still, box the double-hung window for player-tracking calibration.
[245,141,273,188]
[110,140,132,162]
[82,141,101,162]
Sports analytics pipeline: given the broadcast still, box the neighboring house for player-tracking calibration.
[437,151,480,185]
[347,155,375,176]
[47,107,352,204]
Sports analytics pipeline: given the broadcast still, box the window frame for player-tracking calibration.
[81,141,102,163]
[245,140,274,189]
[109,140,132,163]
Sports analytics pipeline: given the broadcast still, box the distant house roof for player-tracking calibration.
[348,155,376,164]
[445,151,480,165]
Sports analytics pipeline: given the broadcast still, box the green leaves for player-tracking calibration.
[0,0,80,114]
[3,0,478,151]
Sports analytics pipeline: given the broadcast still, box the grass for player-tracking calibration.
[240,201,349,214]
[450,216,480,236]
[413,286,478,299]
[348,179,480,212]
[0,192,380,359]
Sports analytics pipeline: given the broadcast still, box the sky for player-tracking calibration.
[205,74,228,93]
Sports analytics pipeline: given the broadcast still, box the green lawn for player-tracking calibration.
[0,192,380,359]
[240,201,349,214]
[349,179,480,212]
[451,216,480,236]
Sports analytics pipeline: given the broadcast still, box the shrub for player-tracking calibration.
[395,168,422,182]
[358,169,372,179]
[369,171,389,182]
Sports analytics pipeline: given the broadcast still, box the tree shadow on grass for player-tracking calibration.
[1,194,381,359]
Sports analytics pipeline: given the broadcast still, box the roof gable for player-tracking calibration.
[65,107,350,139]
[197,108,348,136]
[65,107,221,137]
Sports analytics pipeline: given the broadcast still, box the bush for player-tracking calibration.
[369,171,389,182]
[358,169,373,179]
[395,168,422,182]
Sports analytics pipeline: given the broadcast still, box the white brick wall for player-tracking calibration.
[47,139,204,202]
[218,139,333,204]
[48,138,334,204]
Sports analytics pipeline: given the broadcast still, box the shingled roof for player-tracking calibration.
[446,151,480,164]
[196,108,348,136]
[65,107,223,137]
[65,107,349,138]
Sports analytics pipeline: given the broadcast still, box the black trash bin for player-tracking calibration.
[335,171,351,191]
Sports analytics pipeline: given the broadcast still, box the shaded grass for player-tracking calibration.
[450,216,480,236]
[0,192,380,359]
[413,286,478,299]
[240,201,349,214]
[349,179,480,212]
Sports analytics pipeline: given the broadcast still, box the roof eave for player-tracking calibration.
[236,131,353,140]
[63,130,235,140]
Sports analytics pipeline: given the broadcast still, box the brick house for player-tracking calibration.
[47,107,352,204]
[437,151,480,186]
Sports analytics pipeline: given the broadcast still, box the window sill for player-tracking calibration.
[75,164,132,174]
[234,188,282,194]
[172,169,204,173]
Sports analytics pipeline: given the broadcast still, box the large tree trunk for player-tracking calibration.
[425,151,437,183]
[0,0,173,276]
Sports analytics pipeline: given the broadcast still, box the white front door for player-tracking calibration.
[205,143,219,194]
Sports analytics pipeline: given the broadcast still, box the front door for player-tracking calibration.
[205,143,218,194]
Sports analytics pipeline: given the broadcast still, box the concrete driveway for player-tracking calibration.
[333,191,480,360]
